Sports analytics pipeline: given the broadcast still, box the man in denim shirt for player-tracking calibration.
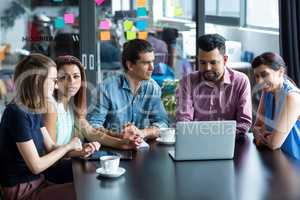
[88,39,168,139]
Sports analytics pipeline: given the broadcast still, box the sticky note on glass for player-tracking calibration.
[64,13,75,24]
[95,0,105,6]
[135,20,147,31]
[100,31,111,41]
[136,7,147,17]
[99,19,110,30]
[123,20,134,31]
[55,17,65,29]
[174,6,183,16]
[126,31,137,40]
[136,0,146,7]
[138,32,148,40]
[53,0,63,2]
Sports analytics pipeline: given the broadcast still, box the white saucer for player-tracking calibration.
[96,167,126,178]
[156,137,175,145]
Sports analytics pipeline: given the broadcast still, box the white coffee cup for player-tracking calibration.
[100,155,120,174]
[159,128,175,141]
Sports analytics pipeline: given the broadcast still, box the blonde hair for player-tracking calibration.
[14,53,56,111]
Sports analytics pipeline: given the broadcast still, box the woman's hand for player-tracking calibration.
[79,142,101,158]
[83,142,101,154]
[68,137,83,151]
[66,140,100,158]
[253,126,267,147]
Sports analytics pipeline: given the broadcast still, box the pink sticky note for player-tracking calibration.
[99,19,110,30]
[64,13,75,24]
[96,0,105,5]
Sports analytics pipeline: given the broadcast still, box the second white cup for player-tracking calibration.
[159,128,175,141]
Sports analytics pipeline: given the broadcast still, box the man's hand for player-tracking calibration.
[95,127,122,138]
[121,124,143,149]
[121,136,143,150]
[122,124,145,138]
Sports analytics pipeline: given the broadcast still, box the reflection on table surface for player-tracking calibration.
[72,134,300,200]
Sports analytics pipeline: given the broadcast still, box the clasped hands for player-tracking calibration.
[68,137,101,158]
[94,123,144,149]
[253,126,272,147]
[122,123,144,148]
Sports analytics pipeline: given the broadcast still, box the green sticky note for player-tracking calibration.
[55,17,65,29]
[126,31,136,40]
[53,0,63,2]
[123,20,133,31]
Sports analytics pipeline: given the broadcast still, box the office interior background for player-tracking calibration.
[0,0,299,119]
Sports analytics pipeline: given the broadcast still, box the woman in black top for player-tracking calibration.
[0,54,98,200]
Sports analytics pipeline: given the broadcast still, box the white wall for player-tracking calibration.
[1,16,27,50]
[205,24,280,58]
[33,6,78,17]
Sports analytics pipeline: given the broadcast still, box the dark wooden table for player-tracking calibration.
[72,135,300,200]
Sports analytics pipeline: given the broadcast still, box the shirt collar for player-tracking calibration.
[223,66,232,85]
[121,73,146,94]
[121,73,131,91]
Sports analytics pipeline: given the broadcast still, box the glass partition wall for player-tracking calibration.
[0,0,199,117]
[0,0,81,114]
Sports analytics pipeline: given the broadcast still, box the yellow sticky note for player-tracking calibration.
[136,0,147,7]
[100,31,111,41]
[138,32,148,40]
[174,6,183,16]
[126,31,137,40]
[123,20,133,31]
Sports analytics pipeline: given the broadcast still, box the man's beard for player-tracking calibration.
[203,71,220,82]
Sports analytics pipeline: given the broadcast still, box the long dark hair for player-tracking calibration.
[251,52,297,86]
[251,52,286,70]
[54,55,87,119]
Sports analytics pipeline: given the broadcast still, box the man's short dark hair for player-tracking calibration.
[197,34,226,55]
[122,39,154,71]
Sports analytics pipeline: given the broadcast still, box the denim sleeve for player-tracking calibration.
[87,85,109,128]
[149,86,169,128]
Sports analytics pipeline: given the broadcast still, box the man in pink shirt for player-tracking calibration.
[176,34,252,135]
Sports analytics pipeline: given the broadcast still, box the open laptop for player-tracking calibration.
[169,121,236,161]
